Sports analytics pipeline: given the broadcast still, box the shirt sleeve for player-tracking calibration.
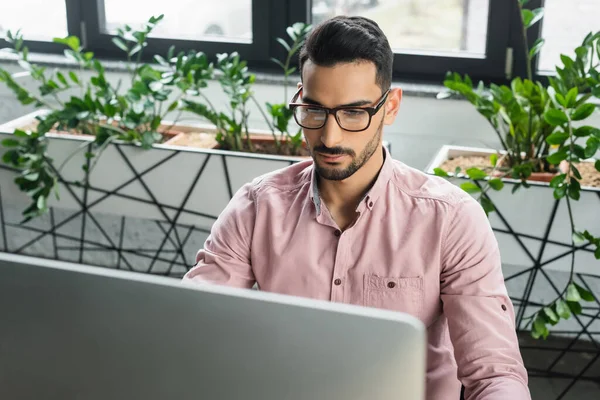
[440,195,531,400]
[182,182,256,289]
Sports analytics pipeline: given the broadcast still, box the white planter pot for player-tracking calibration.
[0,111,309,231]
[426,145,600,276]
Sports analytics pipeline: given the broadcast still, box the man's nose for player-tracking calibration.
[320,113,344,148]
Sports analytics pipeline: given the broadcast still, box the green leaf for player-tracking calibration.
[69,71,80,84]
[36,195,47,211]
[595,247,600,259]
[566,283,582,302]
[167,100,179,112]
[561,54,575,69]
[56,72,68,86]
[585,137,599,158]
[546,131,569,145]
[544,109,569,126]
[550,174,566,188]
[490,153,498,167]
[13,129,28,137]
[567,301,582,315]
[547,148,568,165]
[543,307,559,324]
[1,138,20,147]
[568,181,581,200]
[574,126,599,137]
[433,168,449,177]
[488,178,504,191]
[573,231,586,245]
[571,103,596,121]
[53,36,80,51]
[554,184,567,199]
[565,87,578,108]
[555,300,571,319]
[522,8,544,28]
[555,93,567,108]
[529,38,545,59]
[521,9,534,27]
[112,37,129,52]
[533,315,549,339]
[596,160,600,172]
[466,167,487,180]
[460,182,481,194]
[574,282,595,302]
[276,37,291,52]
[23,172,39,181]
[480,197,495,215]
[519,0,529,5]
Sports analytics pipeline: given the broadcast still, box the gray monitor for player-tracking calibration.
[0,252,426,400]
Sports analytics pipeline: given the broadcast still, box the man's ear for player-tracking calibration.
[383,87,402,126]
[297,82,302,89]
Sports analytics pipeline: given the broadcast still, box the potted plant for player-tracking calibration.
[0,16,316,226]
[430,0,600,340]
[175,22,313,156]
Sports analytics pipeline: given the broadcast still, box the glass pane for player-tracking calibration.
[311,0,489,55]
[103,0,252,42]
[538,0,599,72]
[0,0,67,41]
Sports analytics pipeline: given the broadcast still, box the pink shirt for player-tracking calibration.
[183,148,530,400]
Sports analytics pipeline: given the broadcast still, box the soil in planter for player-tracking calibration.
[232,138,311,157]
[168,131,311,157]
[439,155,600,188]
[18,119,180,142]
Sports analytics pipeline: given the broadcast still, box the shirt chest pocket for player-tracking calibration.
[363,274,424,318]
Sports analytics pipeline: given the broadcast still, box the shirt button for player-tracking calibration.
[334,229,341,237]
[334,279,342,286]
[501,305,507,311]
[387,281,396,288]
[368,201,374,208]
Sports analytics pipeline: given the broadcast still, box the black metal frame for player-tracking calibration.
[471,180,600,399]
[0,0,563,85]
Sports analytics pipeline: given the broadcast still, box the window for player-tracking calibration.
[537,0,600,72]
[2,1,581,84]
[0,0,68,41]
[102,0,253,43]
[311,0,489,56]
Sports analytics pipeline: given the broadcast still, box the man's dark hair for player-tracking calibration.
[299,16,393,93]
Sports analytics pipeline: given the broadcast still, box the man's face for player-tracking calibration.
[299,60,397,181]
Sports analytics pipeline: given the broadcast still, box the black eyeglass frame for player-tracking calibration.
[288,87,391,132]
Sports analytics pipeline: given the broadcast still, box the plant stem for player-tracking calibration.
[250,95,277,143]
[566,109,577,282]
[518,2,533,81]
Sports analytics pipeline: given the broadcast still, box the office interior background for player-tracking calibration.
[0,1,599,398]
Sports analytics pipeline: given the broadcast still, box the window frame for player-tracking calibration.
[292,0,514,83]
[0,0,560,86]
[82,0,272,66]
[0,0,82,54]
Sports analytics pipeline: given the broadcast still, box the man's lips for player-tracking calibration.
[317,153,347,162]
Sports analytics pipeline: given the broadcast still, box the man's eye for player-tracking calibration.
[342,109,363,117]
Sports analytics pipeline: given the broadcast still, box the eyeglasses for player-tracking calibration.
[288,87,390,132]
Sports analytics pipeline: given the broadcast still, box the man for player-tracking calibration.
[184,16,530,400]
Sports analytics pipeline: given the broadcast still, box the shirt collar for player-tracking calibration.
[309,146,394,216]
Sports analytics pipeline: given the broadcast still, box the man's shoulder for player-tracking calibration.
[246,159,313,197]
[389,159,474,208]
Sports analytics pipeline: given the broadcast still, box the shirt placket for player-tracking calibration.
[331,227,348,303]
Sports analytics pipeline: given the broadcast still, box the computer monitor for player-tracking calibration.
[0,252,426,400]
